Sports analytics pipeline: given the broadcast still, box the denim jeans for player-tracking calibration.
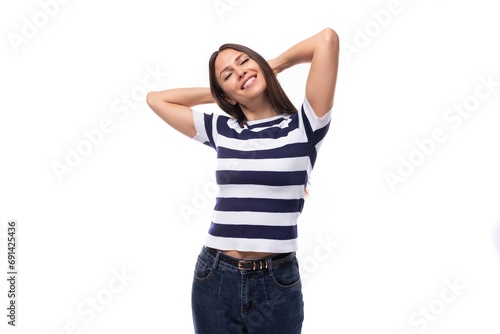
[191,246,304,334]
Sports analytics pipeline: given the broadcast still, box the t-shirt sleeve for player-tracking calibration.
[299,96,333,146]
[191,109,217,149]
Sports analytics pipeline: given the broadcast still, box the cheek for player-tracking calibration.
[220,80,238,95]
[218,84,237,101]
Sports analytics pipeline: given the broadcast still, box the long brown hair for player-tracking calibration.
[208,43,297,126]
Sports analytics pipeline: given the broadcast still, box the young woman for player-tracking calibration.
[147,27,339,334]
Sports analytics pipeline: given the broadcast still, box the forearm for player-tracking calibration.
[147,87,214,108]
[270,27,339,74]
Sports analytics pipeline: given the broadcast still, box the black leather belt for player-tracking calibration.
[205,247,294,271]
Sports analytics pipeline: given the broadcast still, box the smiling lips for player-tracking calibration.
[241,76,256,90]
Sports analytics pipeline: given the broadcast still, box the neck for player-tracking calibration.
[239,95,277,121]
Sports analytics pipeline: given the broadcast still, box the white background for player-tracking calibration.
[1,0,500,333]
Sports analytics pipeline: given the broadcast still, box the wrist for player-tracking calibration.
[268,57,288,75]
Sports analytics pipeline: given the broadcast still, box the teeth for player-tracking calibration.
[243,77,255,89]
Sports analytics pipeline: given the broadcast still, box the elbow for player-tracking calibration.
[321,27,339,49]
[146,91,157,109]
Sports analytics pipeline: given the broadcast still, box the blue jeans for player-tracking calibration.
[191,246,304,334]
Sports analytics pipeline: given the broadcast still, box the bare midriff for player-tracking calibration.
[222,250,276,260]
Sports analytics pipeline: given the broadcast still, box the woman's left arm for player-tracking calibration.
[268,27,339,117]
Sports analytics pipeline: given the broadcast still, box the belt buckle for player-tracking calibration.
[237,259,268,271]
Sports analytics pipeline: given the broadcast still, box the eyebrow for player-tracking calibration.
[219,53,244,78]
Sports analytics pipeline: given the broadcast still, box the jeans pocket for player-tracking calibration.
[193,256,212,281]
[271,258,301,288]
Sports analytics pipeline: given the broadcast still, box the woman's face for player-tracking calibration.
[214,48,267,106]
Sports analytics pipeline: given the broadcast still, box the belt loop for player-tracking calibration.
[211,248,222,270]
[267,257,274,277]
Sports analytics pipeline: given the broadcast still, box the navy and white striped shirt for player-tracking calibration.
[192,97,332,253]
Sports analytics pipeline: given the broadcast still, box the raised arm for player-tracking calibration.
[146,87,214,138]
[268,27,339,117]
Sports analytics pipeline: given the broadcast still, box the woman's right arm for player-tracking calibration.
[146,87,214,138]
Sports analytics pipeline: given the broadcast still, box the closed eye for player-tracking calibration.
[223,58,249,81]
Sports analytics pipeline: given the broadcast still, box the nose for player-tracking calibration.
[237,68,247,80]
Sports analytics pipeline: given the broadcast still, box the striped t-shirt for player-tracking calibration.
[192,97,332,253]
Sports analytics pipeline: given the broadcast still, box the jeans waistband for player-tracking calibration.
[205,246,295,271]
